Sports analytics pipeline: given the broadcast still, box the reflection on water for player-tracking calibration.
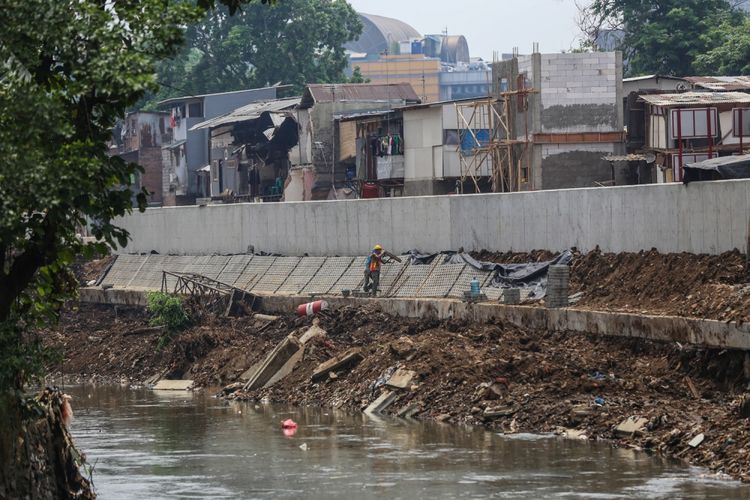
[67,385,749,499]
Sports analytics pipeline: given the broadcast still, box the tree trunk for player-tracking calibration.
[0,389,95,499]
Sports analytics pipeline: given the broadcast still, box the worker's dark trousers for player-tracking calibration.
[363,270,380,296]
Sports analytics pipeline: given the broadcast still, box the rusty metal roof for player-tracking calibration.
[189,97,301,131]
[639,91,750,106]
[685,76,750,92]
[300,83,420,108]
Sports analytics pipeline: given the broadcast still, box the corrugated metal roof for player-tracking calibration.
[157,84,292,107]
[301,83,419,108]
[335,109,397,121]
[189,97,301,131]
[684,76,750,92]
[623,74,686,82]
[639,91,750,106]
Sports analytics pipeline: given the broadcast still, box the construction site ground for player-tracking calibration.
[52,250,750,483]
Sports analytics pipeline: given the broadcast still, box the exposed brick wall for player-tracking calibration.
[138,147,163,204]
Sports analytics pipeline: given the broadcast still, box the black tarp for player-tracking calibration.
[684,154,750,183]
[405,249,573,299]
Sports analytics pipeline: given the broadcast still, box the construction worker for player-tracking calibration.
[363,244,384,296]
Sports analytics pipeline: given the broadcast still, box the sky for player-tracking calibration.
[345,0,585,60]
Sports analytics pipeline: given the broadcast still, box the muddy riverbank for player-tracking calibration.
[49,301,750,483]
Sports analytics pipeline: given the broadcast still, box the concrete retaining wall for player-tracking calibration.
[117,179,750,256]
[79,288,750,351]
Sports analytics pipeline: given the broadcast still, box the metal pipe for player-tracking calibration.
[707,107,714,160]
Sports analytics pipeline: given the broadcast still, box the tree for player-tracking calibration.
[578,0,741,76]
[150,0,362,102]
[694,16,750,75]
[348,66,370,84]
[0,0,268,495]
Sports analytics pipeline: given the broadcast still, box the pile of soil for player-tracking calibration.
[47,303,299,388]
[474,248,750,323]
[50,302,750,483]
[72,255,116,286]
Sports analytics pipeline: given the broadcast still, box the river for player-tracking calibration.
[66,385,749,499]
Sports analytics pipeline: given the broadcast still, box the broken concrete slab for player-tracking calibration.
[240,361,263,382]
[396,403,421,419]
[299,322,326,345]
[364,390,398,415]
[153,379,194,391]
[264,347,305,388]
[243,335,302,391]
[688,433,705,448]
[311,348,363,382]
[483,405,518,419]
[386,368,417,390]
[614,416,649,437]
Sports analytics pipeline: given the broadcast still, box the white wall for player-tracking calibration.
[117,179,750,256]
[404,107,443,180]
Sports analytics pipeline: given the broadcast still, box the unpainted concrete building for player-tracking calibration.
[492,52,626,190]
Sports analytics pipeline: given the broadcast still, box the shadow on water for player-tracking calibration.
[67,385,750,499]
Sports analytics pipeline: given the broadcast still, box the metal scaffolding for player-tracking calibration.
[455,88,535,193]
[161,271,259,316]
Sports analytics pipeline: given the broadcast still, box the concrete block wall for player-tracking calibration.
[539,52,620,134]
[116,179,750,257]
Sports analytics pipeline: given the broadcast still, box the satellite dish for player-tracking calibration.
[645,152,656,164]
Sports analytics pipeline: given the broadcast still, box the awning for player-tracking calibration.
[198,164,211,172]
[684,154,750,183]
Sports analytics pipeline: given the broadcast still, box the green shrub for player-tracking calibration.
[146,292,189,348]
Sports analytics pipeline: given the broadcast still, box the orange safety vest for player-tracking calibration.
[367,253,382,272]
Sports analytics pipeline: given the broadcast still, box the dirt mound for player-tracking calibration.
[473,248,750,322]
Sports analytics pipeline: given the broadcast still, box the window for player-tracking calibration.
[188,102,203,118]
[211,161,218,181]
[732,108,750,137]
[444,129,460,145]
[670,107,718,139]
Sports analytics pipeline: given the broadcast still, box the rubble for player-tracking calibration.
[386,368,417,389]
[48,302,750,483]
[614,417,648,437]
[311,348,364,382]
[244,336,302,391]
[152,379,194,391]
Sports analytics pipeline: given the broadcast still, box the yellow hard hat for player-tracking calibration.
[373,244,383,251]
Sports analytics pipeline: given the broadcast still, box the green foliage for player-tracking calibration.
[0,0,267,390]
[0,321,60,391]
[146,292,189,349]
[148,0,362,102]
[695,16,750,75]
[348,66,370,84]
[582,0,743,76]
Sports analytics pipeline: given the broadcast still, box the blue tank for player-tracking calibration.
[470,277,481,297]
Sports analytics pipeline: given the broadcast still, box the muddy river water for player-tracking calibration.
[67,385,749,499]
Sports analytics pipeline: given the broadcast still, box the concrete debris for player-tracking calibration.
[388,336,415,358]
[688,433,705,448]
[311,348,364,382]
[386,368,417,390]
[483,405,518,419]
[243,335,302,391]
[152,379,194,391]
[559,427,588,440]
[299,321,326,345]
[364,390,398,415]
[263,348,305,389]
[614,416,648,437]
[396,403,421,419]
[254,314,279,322]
